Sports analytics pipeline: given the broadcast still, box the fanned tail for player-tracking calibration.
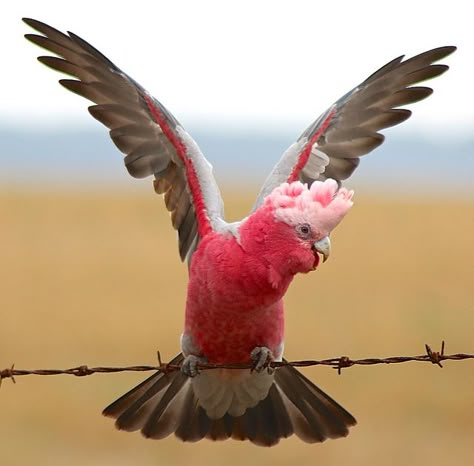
[103,354,356,446]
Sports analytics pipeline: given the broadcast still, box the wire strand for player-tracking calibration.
[1,341,472,384]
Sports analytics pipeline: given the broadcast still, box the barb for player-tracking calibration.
[1,341,473,384]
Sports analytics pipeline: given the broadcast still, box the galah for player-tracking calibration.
[23,18,455,446]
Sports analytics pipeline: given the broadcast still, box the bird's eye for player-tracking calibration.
[296,223,312,238]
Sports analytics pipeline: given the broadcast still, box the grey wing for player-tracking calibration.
[23,18,225,263]
[253,46,456,209]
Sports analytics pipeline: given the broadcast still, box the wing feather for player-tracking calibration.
[24,18,224,263]
[253,46,455,209]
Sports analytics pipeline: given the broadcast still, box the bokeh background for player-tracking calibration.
[1,1,473,465]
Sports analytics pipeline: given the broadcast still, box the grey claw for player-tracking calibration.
[250,346,275,374]
[181,354,207,377]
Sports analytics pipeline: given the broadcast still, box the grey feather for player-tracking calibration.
[174,388,204,442]
[88,104,148,128]
[178,206,199,261]
[141,373,190,439]
[275,364,356,439]
[164,173,186,212]
[124,140,173,179]
[267,383,293,438]
[171,195,192,231]
[318,157,360,181]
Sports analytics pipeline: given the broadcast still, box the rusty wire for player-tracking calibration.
[1,341,473,384]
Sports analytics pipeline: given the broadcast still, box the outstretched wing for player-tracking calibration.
[23,18,224,263]
[253,46,456,208]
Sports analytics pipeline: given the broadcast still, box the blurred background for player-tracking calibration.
[1,1,473,465]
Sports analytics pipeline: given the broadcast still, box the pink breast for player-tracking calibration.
[184,233,287,363]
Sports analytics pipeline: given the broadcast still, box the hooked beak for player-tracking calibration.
[313,236,331,263]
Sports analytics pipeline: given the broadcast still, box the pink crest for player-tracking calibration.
[266,179,354,235]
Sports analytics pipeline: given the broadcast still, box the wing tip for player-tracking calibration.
[22,17,37,27]
[433,45,457,57]
[23,32,38,43]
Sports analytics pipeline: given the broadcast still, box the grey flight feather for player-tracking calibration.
[103,354,356,446]
[253,46,456,209]
[23,18,225,263]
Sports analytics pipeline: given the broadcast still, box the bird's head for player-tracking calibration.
[240,179,353,286]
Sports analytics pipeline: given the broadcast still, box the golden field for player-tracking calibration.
[1,186,473,466]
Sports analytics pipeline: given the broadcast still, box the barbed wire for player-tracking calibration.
[1,341,473,385]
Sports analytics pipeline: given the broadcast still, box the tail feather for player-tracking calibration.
[103,354,184,418]
[267,383,293,439]
[141,373,189,439]
[274,372,328,442]
[112,376,172,431]
[174,386,202,442]
[206,413,234,441]
[229,413,247,441]
[103,353,356,446]
[247,388,280,445]
[288,365,356,437]
[275,364,356,441]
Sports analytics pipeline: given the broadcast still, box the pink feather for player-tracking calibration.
[267,180,353,236]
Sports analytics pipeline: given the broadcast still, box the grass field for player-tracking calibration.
[1,187,473,466]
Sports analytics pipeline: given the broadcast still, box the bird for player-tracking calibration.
[23,17,455,446]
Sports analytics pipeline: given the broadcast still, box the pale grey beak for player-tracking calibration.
[313,236,331,262]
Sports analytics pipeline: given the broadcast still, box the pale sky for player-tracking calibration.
[2,0,472,136]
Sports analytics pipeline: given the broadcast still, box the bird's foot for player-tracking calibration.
[181,354,207,377]
[250,346,275,374]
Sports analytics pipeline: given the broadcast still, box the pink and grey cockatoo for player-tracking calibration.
[23,18,455,446]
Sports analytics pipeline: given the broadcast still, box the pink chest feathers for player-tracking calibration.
[183,233,289,363]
